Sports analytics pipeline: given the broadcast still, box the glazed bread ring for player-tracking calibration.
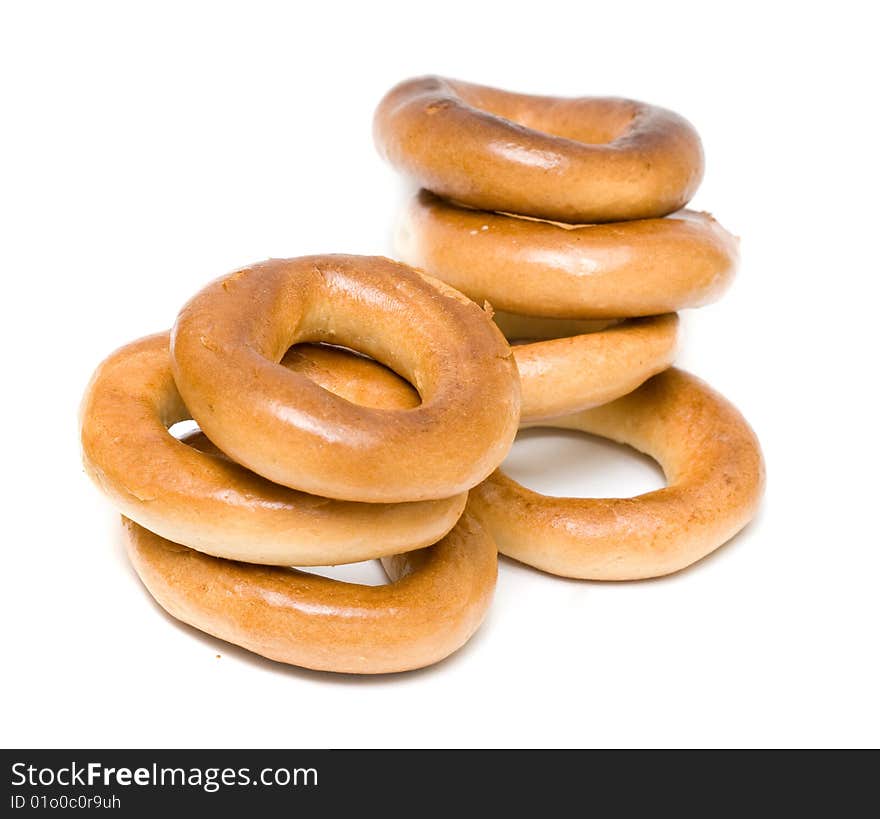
[496,312,680,422]
[397,191,738,319]
[123,509,497,674]
[469,369,765,580]
[80,332,466,566]
[374,76,704,223]
[171,255,520,503]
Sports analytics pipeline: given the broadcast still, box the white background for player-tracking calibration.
[2,1,877,749]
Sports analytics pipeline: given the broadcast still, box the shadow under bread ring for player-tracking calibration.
[170,254,521,503]
[494,311,680,422]
[123,510,497,674]
[80,332,466,566]
[468,368,765,580]
[397,191,738,319]
[374,76,704,223]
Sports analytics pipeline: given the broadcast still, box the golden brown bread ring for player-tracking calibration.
[397,191,738,319]
[171,255,520,503]
[374,76,704,223]
[497,312,680,422]
[80,332,466,566]
[123,510,497,674]
[469,369,765,580]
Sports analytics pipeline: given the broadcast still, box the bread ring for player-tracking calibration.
[80,333,467,566]
[397,191,738,319]
[170,255,520,503]
[496,312,680,422]
[374,76,704,223]
[123,510,497,674]
[469,369,765,580]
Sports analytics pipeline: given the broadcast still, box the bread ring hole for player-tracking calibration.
[503,428,664,498]
[295,560,389,587]
[281,342,421,409]
[169,419,201,440]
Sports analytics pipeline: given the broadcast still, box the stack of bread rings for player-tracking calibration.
[80,76,764,676]
[375,77,764,580]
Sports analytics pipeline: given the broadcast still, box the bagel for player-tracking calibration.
[469,369,765,580]
[397,191,738,319]
[374,76,704,223]
[170,255,521,503]
[80,333,467,566]
[496,312,680,422]
[123,510,497,674]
